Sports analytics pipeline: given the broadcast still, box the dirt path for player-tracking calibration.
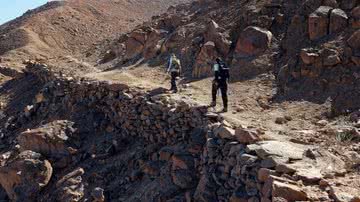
[86,65,334,144]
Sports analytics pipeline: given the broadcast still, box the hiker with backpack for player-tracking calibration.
[167,53,182,93]
[210,58,230,112]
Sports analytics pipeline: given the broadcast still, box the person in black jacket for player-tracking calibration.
[210,58,229,112]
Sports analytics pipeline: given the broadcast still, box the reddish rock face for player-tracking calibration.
[143,29,167,60]
[309,6,332,40]
[235,26,273,56]
[129,29,147,45]
[192,20,231,78]
[192,41,218,78]
[125,37,145,59]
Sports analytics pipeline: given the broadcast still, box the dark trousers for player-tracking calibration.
[171,71,179,91]
[212,80,228,109]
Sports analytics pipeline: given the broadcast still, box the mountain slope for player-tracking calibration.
[0,0,193,74]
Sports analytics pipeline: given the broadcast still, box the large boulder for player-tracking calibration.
[246,141,306,165]
[0,151,53,201]
[204,20,231,56]
[17,120,76,161]
[309,6,332,40]
[17,120,77,168]
[192,41,219,78]
[124,29,150,59]
[235,26,273,56]
[329,9,348,34]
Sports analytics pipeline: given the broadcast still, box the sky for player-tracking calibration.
[0,0,49,25]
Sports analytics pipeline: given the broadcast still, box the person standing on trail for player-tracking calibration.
[210,58,229,112]
[167,53,182,93]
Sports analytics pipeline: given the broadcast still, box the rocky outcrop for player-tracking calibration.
[309,6,332,40]
[125,37,145,59]
[17,120,77,168]
[192,41,218,78]
[0,151,53,201]
[309,6,348,40]
[235,26,273,57]
[192,20,231,78]
[143,28,167,60]
[204,20,231,57]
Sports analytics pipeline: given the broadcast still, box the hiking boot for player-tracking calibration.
[209,101,216,107]
[221,107,228,113]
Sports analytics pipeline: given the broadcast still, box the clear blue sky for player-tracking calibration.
[0,0,49,25]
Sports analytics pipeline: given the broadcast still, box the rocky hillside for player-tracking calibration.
[104,0,360,115]
[0,0,193,74]
[0,62,359,202]
[0,0,360,201]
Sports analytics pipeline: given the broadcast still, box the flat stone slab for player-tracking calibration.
[246,140,309,160]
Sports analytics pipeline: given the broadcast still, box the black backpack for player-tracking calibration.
[218,61,230,80]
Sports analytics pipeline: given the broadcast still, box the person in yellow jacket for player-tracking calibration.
[166,53,182,93]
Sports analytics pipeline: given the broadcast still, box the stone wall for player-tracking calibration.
[0,62,357,201]
[22,62,209,145]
